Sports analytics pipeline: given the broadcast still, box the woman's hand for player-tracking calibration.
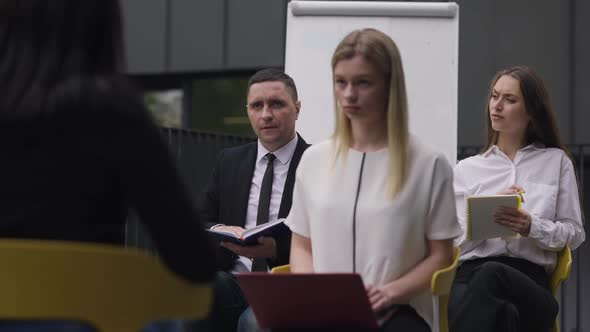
[497,184,525,196]
[366,284,399,313]
[494,207,532,236]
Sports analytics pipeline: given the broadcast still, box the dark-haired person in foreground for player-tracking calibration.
[189,68,309,332]
[0,1,216,331]
[449,66,585,332]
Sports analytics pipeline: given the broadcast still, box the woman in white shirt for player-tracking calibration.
[449,65,585,332]
[286,28,462,331]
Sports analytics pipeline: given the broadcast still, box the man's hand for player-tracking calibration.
[212,225,246,238]
[222,237,277,259]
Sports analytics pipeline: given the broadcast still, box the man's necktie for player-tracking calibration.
[252,153,276,272]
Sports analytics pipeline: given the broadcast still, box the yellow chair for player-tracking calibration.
[430,246,461,332]
[550,246,572,332]
[270,247,461,332]
[0,239,212,332]
[430,247,571,332]
[270,264,291,274]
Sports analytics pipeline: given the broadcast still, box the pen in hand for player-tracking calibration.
[517,189,525,203]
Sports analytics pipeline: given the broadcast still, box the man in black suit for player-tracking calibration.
[196,68,309,332]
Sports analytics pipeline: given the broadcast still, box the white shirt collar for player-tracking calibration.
[482,142,545,157]
[256,134,299,165]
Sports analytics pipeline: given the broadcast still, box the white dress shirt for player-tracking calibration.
[233,135,298,272]
[454,144,585,272]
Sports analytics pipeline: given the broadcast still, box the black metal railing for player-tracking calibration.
[124,128,255,251]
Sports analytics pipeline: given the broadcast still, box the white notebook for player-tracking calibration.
[466,194,522,241]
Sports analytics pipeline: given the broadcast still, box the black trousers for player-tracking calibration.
[273,305,430,332]
[186,271,249,332]
[380,306,430,332]
[448,256,558,332]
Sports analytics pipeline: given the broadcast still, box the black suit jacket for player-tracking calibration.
[199,134,309,271]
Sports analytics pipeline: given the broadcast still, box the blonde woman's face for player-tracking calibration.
[333,55,388,123]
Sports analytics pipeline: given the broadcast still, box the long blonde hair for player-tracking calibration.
[331,28,409,197]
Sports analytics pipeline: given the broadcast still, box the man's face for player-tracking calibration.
[246,81,300,152]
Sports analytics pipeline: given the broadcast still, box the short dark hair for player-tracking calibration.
[247,68,299,102]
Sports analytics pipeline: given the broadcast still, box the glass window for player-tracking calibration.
[188,76,255,137]
[144,89,183,128]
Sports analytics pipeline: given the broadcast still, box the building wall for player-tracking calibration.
[574,0,590,144]
[122,0,288,74]
[457,0,582,146]
[122,0,589,145]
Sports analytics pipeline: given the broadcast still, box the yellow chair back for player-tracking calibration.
[0,240,211,332]
[551,246,572,297]
[270,264,291,273]
[430,246,460,332]
[550,246,572,332]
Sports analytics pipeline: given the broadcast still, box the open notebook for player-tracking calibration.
[206,219,287,246]
[237,273,379,329]
[466,194,522,241]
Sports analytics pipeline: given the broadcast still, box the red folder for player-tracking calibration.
[237,273,379,329]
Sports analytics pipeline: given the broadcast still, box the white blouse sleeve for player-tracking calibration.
[284,152,312,238]
[426,156,462,240]
[528,156,585,250]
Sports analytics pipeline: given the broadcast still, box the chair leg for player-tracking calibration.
[432,295,449,332]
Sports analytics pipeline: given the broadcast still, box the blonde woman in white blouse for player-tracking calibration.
[449,66,585,332]
[285,28,462,331]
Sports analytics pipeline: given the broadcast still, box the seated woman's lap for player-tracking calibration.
[449,257,557,332]
[381,305,430,332]
[264,305,429,332]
